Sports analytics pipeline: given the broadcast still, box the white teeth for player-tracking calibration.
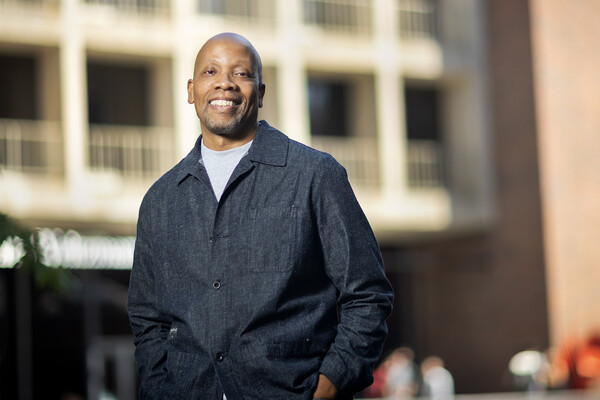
[210,99,235,107]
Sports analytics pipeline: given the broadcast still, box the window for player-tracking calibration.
[87,63,149,126]
[0,55,36,119]
[405,85,445,188]
[308,79,349,137]
[405,85,440,141]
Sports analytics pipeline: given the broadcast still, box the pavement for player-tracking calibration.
[360,390,600,400]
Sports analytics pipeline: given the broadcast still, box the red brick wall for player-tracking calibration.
[530,0,600,345]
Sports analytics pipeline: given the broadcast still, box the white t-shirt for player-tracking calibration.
[200,139,253,202]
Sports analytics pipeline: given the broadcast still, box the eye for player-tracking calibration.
[203,69,215,75]
[235,69,255,79]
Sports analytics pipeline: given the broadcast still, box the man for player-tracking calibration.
[127,32,393,400]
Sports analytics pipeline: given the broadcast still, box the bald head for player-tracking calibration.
[194,32,263,84]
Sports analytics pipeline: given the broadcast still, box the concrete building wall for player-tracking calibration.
[395,0,551,393]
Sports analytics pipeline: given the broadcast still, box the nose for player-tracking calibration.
[214,72,238,91]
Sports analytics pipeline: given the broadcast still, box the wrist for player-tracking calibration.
[313,373,338,399]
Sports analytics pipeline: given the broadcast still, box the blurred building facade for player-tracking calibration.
[0,0,598,398]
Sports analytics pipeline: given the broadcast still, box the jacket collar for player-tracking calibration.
[247,120,288,167]
[176,120,288,185]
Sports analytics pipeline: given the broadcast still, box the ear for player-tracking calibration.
[258,82,266,108]
[187,79,195,104]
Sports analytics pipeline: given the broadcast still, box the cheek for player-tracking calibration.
[247,90,261,107]
[194,88,205,103]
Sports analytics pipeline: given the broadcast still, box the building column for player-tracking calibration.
[275,0,310,144]
[373,0,407,196]
[150,58,174,128]
[172,0,201,158]
[60,0,88,199]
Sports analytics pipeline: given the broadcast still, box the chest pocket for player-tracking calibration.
[248,206,298,272]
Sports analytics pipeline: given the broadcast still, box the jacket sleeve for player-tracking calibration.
[313,156,394,396]
[127,197,169,399]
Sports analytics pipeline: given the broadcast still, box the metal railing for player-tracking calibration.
[1,0,439,37]
[0,119,443,190]
[407,139,444,188]
[83,0,170,17]
[88,124,174,180]
[312,136,380,188]
[0,118,63,175]
[312,136,445,190]
[0,0,58,13]
[303,0,372,35]
[398,0,438,39]
[1,0,438,37]
[197,0,275,24]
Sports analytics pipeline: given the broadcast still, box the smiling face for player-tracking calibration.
[187,33,265,148]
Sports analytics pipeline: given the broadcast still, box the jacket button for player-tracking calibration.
[216,352,224,362]
[212,281,221,289]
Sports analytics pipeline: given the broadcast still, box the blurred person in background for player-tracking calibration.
[359,359,388,398]
[508,349,551,392]
[383,347,419,398]
[548,329,600,391]
[419,356,454,399]
[126,32,393,400]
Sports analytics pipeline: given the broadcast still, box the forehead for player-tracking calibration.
[197,38,256,67]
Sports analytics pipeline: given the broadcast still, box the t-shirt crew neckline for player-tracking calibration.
[200,138,253,202]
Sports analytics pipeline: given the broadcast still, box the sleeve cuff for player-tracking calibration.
[319,350,352,393]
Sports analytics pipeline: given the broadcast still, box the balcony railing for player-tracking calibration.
[312,136,380,188]
[197,0,275,25]
[312,136,444,190]
[0,0,58,13]
[0,118,63,174]
[83,0,170,17]
[0,120,174,180]
[89,124,174,180]
[303,0,372,35]
[0,119,443,189]
[398,0,438,39]
[407,139,444,188]
[1,0,438,39]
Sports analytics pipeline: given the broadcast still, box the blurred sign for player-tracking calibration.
[0,228,135,270]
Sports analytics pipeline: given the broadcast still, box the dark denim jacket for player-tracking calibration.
[127,121,393,400]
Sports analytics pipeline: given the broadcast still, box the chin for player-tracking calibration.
[209,125,241,136]
[203,116,244,135]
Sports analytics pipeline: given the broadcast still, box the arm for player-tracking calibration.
[127,201,169,399]
[313,157,394,396]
